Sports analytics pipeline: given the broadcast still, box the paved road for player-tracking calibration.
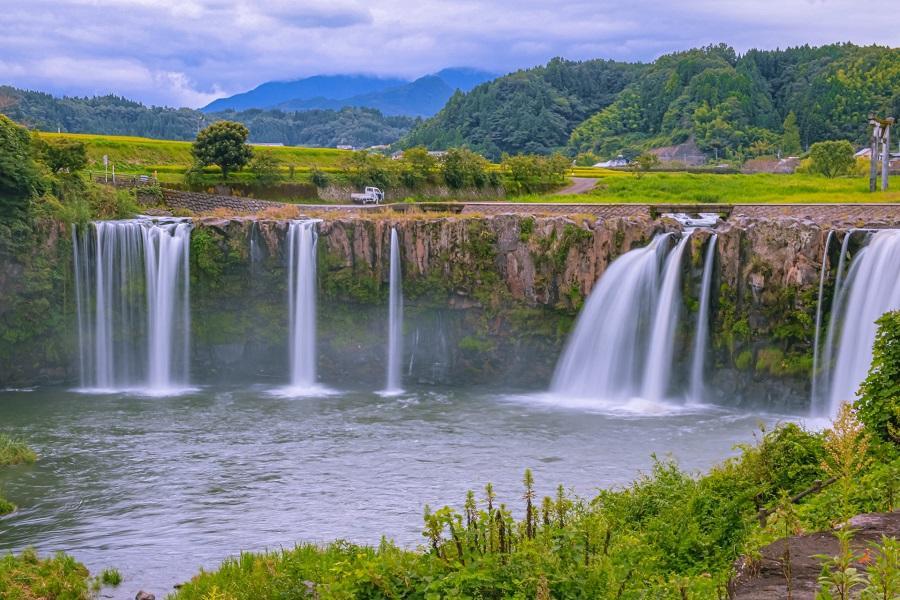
[555,177,598,195]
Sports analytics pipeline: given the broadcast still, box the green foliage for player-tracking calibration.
[248,152,282,184]
[782,111,802,155]
[309,166,330,188]
[403,57,640,159]
[0,86,417,148]
[99,568,122,586]
[0,548,91,600]
[808,140,856,178]
[567,44,899,161]
[33,137,88,173]
[500,152,569,194]
[398,146,438,189]
[343,151,398,189]
[855,311,900,443]
[441,148,491,189]
[192,121,253,180]
[0,435,37,466]
[631,151,660,176]
[0,114,46,219]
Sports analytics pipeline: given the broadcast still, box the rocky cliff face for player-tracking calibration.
[0,212,853,410]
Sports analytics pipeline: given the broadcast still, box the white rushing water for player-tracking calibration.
[285,220,321,393]
[817,229,900,417]
[73,218,192,394]
[689,234,717,402]
[551,234,672,402]
[383,227,404,395]
[642,233,693,402]
[809,230,834,408]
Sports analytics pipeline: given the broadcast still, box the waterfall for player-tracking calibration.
[143,222,192,391]
[809,230,834,408]
[286,220,320,391]
[72,218,191,393]
[818,229,900,417]
[550,234,672,401]
[383,227,404,394]
[689,234,717,402]
[642,233,692,402]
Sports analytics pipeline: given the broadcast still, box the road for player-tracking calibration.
[555,176,597,195]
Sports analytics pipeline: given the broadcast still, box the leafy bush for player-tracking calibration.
[808,140,856,178]
[855,310,900,443]
[248,153,282,184]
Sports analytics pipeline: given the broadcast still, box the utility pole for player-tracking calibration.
[882,117,892,191]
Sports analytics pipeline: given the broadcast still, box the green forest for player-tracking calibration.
[0,87,418,148]
[403,43,900,161]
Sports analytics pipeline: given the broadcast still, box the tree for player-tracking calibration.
[192,121,252,180]
[441,148,490,189]
[249,152,282,184]
[808,140,855,178]
[35,137,88,173]
[398,146,437,189]
[631,151,660,177]
[781,111,802,156]
[0,114,45,218]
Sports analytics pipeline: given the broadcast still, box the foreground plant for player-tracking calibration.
[0,548,91,600]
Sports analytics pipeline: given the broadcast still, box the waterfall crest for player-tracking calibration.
[73,218,192,394]
[689,234,717,402]
[383,227,404,395]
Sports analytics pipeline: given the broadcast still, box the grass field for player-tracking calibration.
[39,132,351,182]
[534,171,900,204]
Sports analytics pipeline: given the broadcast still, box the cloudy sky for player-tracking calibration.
[2,0,897,108]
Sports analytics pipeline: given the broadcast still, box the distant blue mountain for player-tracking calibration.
[202,68,496,116]
[201,75,407,113]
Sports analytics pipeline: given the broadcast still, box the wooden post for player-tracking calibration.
[882,119,892,191]
[869,119,879,192]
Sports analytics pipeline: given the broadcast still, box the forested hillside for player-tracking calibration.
[569,43,900,159]
[401,58,643,158]
[403,44,900,160]
[0,86,417,148]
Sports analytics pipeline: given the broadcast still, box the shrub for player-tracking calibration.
[249,153,282,184]
[192,121,253,180]
[808,140,855,178]
[855,310,900,443]
[309,167,330,188]
[0,548,91,599]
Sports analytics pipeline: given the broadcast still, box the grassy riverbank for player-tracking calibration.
[530,171,900,204]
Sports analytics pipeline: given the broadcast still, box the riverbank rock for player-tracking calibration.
[729,511,900,599]
[135,592,155,600]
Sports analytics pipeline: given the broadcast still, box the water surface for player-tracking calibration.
[1,386,786,598]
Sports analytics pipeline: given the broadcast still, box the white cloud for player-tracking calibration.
[1,0,897,108]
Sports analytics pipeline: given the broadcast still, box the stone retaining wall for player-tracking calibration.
[154,189,900,227]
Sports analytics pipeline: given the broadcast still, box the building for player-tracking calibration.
[593,154,629,168]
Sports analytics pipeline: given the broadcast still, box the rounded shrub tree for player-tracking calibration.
[808,140,855,178]
[192,121,253,180]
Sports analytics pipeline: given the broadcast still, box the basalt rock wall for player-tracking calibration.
[0,211,873,410]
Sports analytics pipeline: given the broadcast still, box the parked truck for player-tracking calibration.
[350,187,384,205]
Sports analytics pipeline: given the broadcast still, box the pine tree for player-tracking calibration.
[781,111,802,156]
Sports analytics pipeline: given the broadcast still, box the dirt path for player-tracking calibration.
[729,511,899,599]
[555,177,597,195]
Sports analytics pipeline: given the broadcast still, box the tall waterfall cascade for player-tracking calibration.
[73,218,192,394]
[689,234,717,402]
[383,227,404,395]
[812,229,900,417]
[285,220,322,393]
[552,229,720,407]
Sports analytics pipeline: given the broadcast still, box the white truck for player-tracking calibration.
[350,186,385,205]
